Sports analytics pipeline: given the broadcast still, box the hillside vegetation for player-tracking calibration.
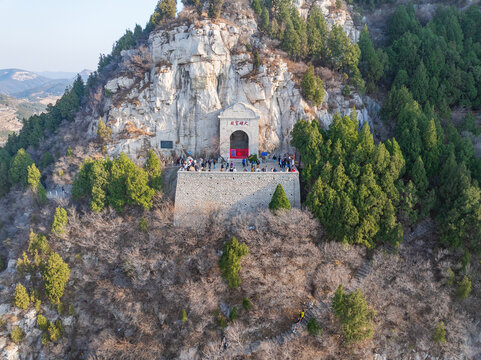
[0,0,479,359]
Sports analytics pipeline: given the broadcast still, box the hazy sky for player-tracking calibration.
[0,0,183,73]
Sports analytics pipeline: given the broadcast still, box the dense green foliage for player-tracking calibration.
[36,314,49,331]
[27,163,46,204]
[219,237,249,288]
[269,184,291,211]
[72,153,156,212]
[358,25,387,93]
[150,0,177,27]
[332,284,375,344]
[301,65,325,106]
[51,207,68,234]
[380,5,481,109]
[41,252,70,304]
[0,76,85,197]
[253,2,363,88]
[8,149,34,188]
[292,113,404,247]
[27,163,41,192]
[13,283,30,310]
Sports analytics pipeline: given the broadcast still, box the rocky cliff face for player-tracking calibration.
[95,0,376,160]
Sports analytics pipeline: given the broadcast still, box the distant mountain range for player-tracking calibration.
[0,68,92,100]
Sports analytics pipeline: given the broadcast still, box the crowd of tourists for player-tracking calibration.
[176,154,296,172]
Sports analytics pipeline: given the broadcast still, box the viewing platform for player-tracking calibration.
[173,160,301,227]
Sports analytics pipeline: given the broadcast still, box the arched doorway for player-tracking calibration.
[230,130,249,159]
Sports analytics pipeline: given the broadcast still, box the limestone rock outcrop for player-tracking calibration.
[96,1,375,160]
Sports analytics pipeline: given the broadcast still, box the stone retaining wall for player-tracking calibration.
[174,171,301,226]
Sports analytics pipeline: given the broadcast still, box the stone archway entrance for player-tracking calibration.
[219,103,260,160]
[230,130,249,158]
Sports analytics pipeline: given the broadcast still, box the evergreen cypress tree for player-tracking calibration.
[261,6,270,32]
[332,285,375,344]
[219,237,249,288]
[269,184,291,211]
[301,65,325,106]
[150,0,177,27]
[252,0,262,15]
[8,149,34,188]
[51,207,68,234]
[145,149,163,191]
[411,156,428,194]
[14,284,30,310]
[27,164,41,193]
[41,253,70,304]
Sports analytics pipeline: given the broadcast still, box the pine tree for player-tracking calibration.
[8,149,34,188]
[301,65,325,106]
[150,0,177,27]
[13,284,30,310]
[269,184,291,211]
[261,6,270,32]
[358,25,384,93]
[51,207,68,234]
[219,237,249,288]
[332,286,375,344]
[41,253,70,304]
[411,156,428,194]
[27,164,41,192]
[282,19,301,59]
[410,61,429,105]
[252,0,262,15]
[145,149,163,191]
[97,118,112,141]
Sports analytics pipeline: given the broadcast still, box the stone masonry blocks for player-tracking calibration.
[174,171,301,226]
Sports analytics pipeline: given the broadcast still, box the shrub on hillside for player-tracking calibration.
[229,306,238,321]
[332,284,375,344]
[269,184,291,211]
[51,207,68,234]
[307,318,322,336]
[219,237,249,288]
[433,321,447,344]
[242,297,252,311]
[139,217,148,232]
[48,319,63,342]
[181,309,188,323]
[37,314,49,331]
[456,275,471,299]
[96,118,112,142]
[13,284,30,310]
[28,229,50,255]
[10,326,25,343]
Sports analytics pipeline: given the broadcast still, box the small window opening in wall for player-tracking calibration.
[161,141,173,149]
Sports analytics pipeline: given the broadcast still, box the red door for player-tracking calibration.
[230,149,248,159]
